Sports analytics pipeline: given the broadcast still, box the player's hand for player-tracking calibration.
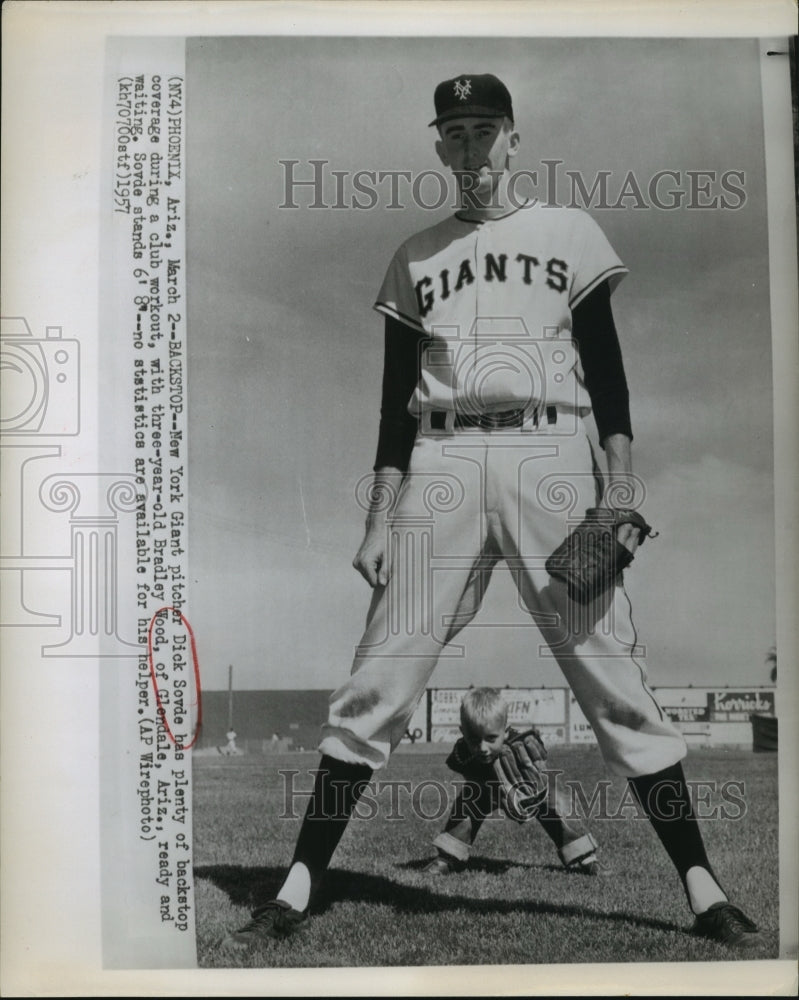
[597,497,641,554]
[352,529,392,588]
[600,435,642,556]
[616,522,641,555]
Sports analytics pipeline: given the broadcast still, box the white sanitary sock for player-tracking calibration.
[685,865,727,915]
[276,862,311,912]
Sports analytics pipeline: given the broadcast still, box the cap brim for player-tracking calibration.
[428,106,512,127]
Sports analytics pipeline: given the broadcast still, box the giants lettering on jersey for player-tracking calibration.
[415,253,569,318]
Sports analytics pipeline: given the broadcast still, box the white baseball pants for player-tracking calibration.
[319,417,686,777]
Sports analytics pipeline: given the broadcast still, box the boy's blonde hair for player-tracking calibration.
[460,687,508,730]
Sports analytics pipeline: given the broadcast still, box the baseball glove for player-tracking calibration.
[545,507,657,605]
[492,728,549,823]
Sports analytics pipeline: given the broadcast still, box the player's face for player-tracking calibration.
[435,116,519,201]
[461,716,507,762]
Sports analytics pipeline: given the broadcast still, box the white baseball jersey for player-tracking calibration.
[374,204,627,416]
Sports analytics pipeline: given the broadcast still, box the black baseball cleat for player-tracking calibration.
[222,899,309,949]
[423,855,467,876]
[691,901,760,949]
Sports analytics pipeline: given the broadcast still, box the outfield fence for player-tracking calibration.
[412,685,776,750]
[197,685,777,753]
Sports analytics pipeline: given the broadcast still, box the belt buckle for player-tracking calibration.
[491,408,523,429]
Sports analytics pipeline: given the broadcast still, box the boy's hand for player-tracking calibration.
[492,729,549,823]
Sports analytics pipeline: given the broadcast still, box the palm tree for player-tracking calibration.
[766,645,777,684]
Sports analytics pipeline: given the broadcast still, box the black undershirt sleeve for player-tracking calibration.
[372,315,426,472]
[571,280,633,446]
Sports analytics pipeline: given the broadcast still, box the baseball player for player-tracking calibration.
[422,688,606,877]
[226,73,760,950]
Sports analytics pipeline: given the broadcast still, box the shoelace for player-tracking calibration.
[705,903,758,938]
[240,901,289,933]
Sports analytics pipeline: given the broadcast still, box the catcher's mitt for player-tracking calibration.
[492,728,549,823]
[545,507,657,605]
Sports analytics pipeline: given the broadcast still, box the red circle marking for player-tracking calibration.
[147,606,203,750]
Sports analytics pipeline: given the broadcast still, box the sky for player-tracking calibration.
[186,36,775,691]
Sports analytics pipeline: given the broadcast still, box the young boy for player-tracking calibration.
[424,688,605,877]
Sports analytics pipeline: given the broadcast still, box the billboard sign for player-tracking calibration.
[430,688,566,728]
[708,689,775,721]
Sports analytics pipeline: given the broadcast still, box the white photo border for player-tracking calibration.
[1,2,797,996]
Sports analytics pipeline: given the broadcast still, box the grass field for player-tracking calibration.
[193,746,779,969]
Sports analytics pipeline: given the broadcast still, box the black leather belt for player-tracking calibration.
[428,406,558,431]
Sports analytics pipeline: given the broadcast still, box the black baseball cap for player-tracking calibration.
[429,73,514,128]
